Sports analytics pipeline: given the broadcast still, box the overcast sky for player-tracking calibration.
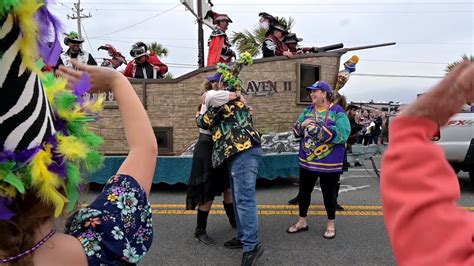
[50,0,473,104]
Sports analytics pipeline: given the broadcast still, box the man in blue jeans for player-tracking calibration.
[197,74,264,266]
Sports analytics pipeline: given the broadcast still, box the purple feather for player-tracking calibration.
[73,73,92,96]
[0,150,14,163]
[0,197,15,220]
[35,5,63,66]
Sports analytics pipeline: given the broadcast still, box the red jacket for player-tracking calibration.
[123,53,168,78]
[381,116,474,266]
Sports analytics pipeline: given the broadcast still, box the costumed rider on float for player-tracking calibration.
[123,42,168,79]
[205,10,236,67]
[262,22,293,58]
[283,33,320,55]
[56,31,97,69]
[97,44,127,69]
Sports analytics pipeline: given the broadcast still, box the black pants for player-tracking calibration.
[298,167,340,220]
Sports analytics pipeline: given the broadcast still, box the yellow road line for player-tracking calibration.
[150,204,384,210]
[80,204,474,213]
[151,210,385,216]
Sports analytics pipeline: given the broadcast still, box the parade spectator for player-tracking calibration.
[286,81,350,239]
[262,23,293,58]
[381,61,474,265]
[186,73,236,246]
[205,11,235,66]
[197,74,264,265]
[358,109,372,145]
[379,112,389,145]
[370,110,383,145]
[0,10,157,264]
[56,31,97,69]
[123,42,168,79]
[346,105,363,150]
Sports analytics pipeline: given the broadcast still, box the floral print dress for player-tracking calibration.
[66,175,153,265]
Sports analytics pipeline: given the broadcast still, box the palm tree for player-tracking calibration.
[163,72,174,80]
[445,54,473,73]
[231,17,295,57]
[148,42,169,58]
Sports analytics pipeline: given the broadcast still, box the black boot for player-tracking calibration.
[194,209,215,246]
[288,194,299,205]
[195,228,216,246]
[224,237,243,249]
[241,244,264,266]
[223,202,237,228]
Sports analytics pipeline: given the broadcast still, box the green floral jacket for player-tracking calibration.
[196,100,261,168]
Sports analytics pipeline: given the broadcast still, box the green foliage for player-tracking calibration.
[445,54,474,73]
[163,72,174,79]
[148,42,169,57]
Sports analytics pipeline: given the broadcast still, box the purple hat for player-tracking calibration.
[306,81,332,95]
[206,72,222,82]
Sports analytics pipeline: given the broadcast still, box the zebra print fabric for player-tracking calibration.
[0,14,56,153]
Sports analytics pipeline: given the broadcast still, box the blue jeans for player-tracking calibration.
[228,147,263,252]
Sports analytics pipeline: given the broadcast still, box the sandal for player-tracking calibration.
[323,228,336,239]
[286,224,309,234]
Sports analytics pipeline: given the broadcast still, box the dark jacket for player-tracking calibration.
[262,35,289,58]
[196,100,261,168]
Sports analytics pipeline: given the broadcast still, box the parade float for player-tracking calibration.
[91,42,394,184]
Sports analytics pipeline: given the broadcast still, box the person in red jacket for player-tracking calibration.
[381,61,474,265]
[123,42,168,79]
[205,10,235,67]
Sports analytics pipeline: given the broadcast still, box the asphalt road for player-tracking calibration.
[83,158,474,265]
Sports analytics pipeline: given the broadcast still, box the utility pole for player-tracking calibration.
[197,0,204,68]
[181,0,213,68]
[67,0,92,39]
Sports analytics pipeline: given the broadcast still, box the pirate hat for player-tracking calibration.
[130,42,148,59]
[64,31,84,45]
[270,23,289,35]
[258,12,277,23]
[283,33,303,44]
[205,10,232,24]
[0,5,104,220]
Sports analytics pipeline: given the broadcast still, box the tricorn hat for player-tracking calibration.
[270,23,289,35]
[64,31,84,45]
[283,33,303,44]
[258,12,277,23]
[205,10,232,24]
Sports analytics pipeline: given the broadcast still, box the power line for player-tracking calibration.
[81,23,95,58]
[58,1,472,5]
[352,73,443,79]
[362,59,449,65]
[224,11,472,14]
[54,8,472,14]
[90,37,198,50]
[220,2,472,5]
[92,4,181,39]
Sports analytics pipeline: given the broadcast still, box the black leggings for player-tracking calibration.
[298,167,340,220]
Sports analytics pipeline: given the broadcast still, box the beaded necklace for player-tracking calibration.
[0,229,56,263]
